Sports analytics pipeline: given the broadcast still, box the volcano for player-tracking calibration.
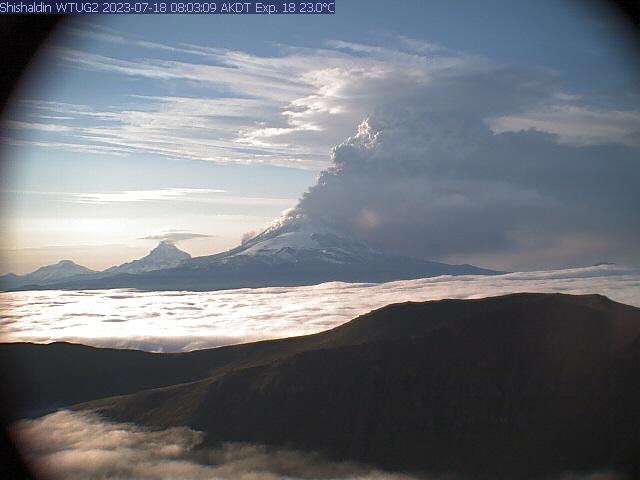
[28,213,498,291]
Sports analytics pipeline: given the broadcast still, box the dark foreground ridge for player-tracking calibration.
[2,293,640,478]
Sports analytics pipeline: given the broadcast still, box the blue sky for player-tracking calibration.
[1,0,639,273]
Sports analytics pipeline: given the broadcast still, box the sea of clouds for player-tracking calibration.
[1,264,639,352]
[12,410,416,480]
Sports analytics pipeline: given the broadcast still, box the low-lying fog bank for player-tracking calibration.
[1,264,639,352]
[12,411,627,480]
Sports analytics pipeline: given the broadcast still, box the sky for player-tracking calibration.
[1,0,639,274]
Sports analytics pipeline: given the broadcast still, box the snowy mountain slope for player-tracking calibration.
[197,212,378,265]
[0,260,95,290]
[1,242,191,291]
[102,241,191,275]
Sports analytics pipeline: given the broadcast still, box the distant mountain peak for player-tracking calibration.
[5,213,498,292]
[150,240,189,257]
[103,241,191,276]
[0,259,95,290]
[31,259,94,276]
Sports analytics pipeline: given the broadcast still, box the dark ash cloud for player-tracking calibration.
[292,59,640,270]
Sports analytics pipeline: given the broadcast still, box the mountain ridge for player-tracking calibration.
[0,260,95,290]
[83,293,640,478]
[2,293,639,478]
[0,241,191,291]
[8,214,500,291]
[101,240,190,275]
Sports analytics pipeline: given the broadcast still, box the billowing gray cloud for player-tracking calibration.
[12,410,418,480]
[1,264,638,352]
[295,69,640,270]
[240,230,258,245]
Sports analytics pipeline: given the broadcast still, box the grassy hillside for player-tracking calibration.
[3,293,639,478]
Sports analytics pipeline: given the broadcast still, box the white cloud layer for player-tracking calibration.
[13,410,417,480]
[0,187,295,209]
[10,406,627,480]
[1,265,638,352]
[73,188,227,204]
[140,230,214,243]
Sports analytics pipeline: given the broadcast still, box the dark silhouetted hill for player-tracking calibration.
[2,293,639,479]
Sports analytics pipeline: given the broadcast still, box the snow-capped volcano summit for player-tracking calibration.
[103,241,191,276]
[27,260,95,282]
[1,241,193,291]
[156,212,499,290]
[0,260,95,290]
[217,212,375,264]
